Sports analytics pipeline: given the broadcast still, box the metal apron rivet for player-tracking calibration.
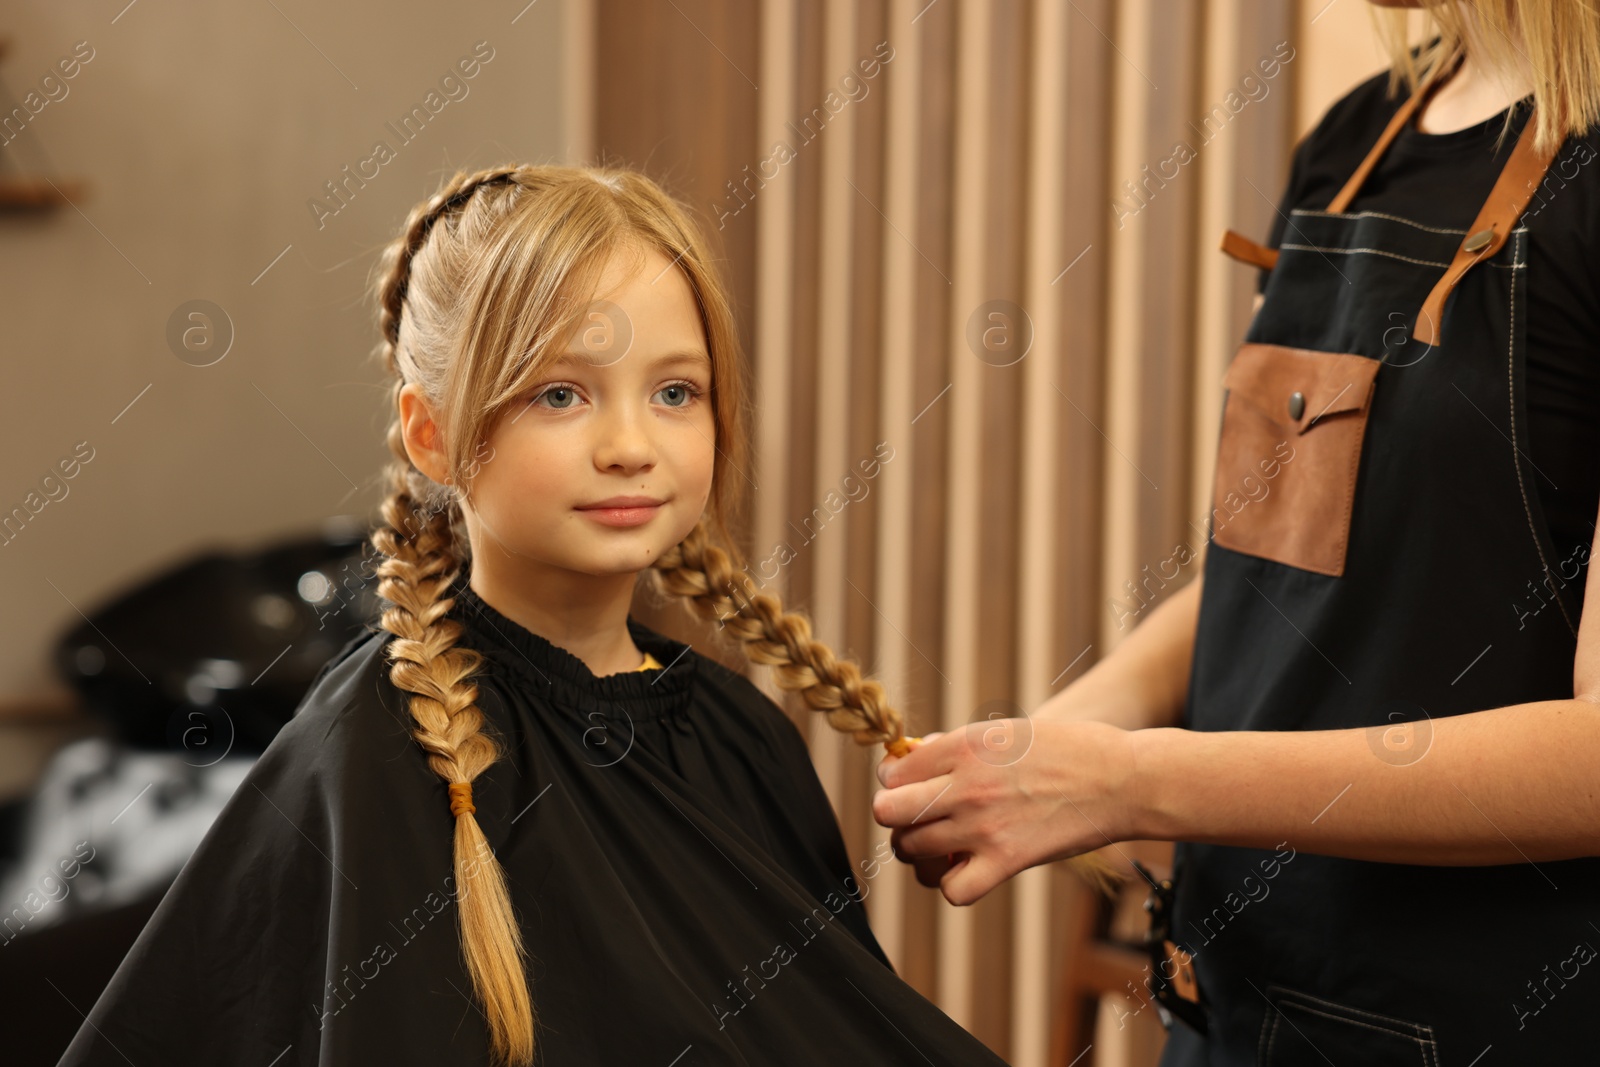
[1288,391,1305,420]
[1463,227,1495,253]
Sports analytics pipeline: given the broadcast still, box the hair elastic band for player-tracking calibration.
[884,736,921,758]
[448,781,476,817]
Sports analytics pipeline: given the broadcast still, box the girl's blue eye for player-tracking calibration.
[534,385,580,410]
[658,382,700,408]
[529,380,702,411]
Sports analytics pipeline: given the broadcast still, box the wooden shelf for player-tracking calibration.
[0,35,90,212]
[0,178,88,209]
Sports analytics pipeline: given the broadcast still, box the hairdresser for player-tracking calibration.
[873,2,1600,1062]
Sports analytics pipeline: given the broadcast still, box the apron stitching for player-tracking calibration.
[1504,228,1580,637]
[1277,243,1452,269]
[1290,208,1470,236]
[1278,1002,1435,1044]
[1277,988,1437,1036]
[1261,984,1443,1057]
[1342,382,1364,567]
[1491,225,1530,270]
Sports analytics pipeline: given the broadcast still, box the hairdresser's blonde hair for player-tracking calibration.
[366,164,912,1065]
[1373,0,1600,156]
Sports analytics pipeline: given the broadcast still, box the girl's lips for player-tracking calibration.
[577,504,662,527]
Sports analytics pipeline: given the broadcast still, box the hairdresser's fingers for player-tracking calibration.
[870,774,955,829]
[940,852,1007,907]
[876,729,958,788]
[890,818,967,861]
[876,729,946,781]
[913,853,956,888]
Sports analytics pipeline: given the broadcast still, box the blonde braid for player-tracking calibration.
[652,521,1124,894]
[653,521,910,752]
[378,164,526,351]
[371,166,537,1067]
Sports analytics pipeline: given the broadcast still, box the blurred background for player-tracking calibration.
[0,1,1412,1063]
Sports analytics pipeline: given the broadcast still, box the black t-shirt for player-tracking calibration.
[1261,69,1600,559]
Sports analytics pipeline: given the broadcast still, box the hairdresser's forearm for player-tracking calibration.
[1131,699,1600,864]
[1039,576,1201,733]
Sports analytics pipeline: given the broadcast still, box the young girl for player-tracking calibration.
[54,164,1020,1066]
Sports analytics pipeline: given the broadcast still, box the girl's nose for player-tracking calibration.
[593,404,656,472]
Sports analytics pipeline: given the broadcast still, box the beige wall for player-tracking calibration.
[1297,0,1403,139]
[0,1,580,704]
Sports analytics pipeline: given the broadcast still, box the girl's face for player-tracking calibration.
[446,244,717,582]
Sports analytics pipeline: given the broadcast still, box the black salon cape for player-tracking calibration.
[57,578,1008,1067]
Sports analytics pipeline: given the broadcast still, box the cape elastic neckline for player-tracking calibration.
[446,571,697,721]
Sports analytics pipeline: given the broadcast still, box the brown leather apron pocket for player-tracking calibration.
[1212,343,1380,577]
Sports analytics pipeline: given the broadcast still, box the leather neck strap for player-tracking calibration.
[1411,116,1556,344]
[1327,56,1558,346]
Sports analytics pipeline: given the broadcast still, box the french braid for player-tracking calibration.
[371,166,535,1067]
[652,521,908,750]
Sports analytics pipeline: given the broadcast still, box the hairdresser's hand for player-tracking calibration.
[882,733,958,890]
[872,717,1139,906]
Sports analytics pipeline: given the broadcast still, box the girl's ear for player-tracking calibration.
[398,383,452,485]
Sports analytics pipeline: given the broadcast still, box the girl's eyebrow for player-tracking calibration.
[551,350,711,370]
[649,351,712,369]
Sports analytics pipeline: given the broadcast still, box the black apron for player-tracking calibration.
[1160,76,1599,1067]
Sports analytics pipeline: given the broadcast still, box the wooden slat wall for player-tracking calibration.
[594,2,1301,1063]
[941,0,989,1032]
[1014,1,1071,1060]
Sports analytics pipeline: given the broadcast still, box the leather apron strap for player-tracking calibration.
[1215,62,1452,272]
[1409,117,1558,343]
[1221,55,1559,347]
